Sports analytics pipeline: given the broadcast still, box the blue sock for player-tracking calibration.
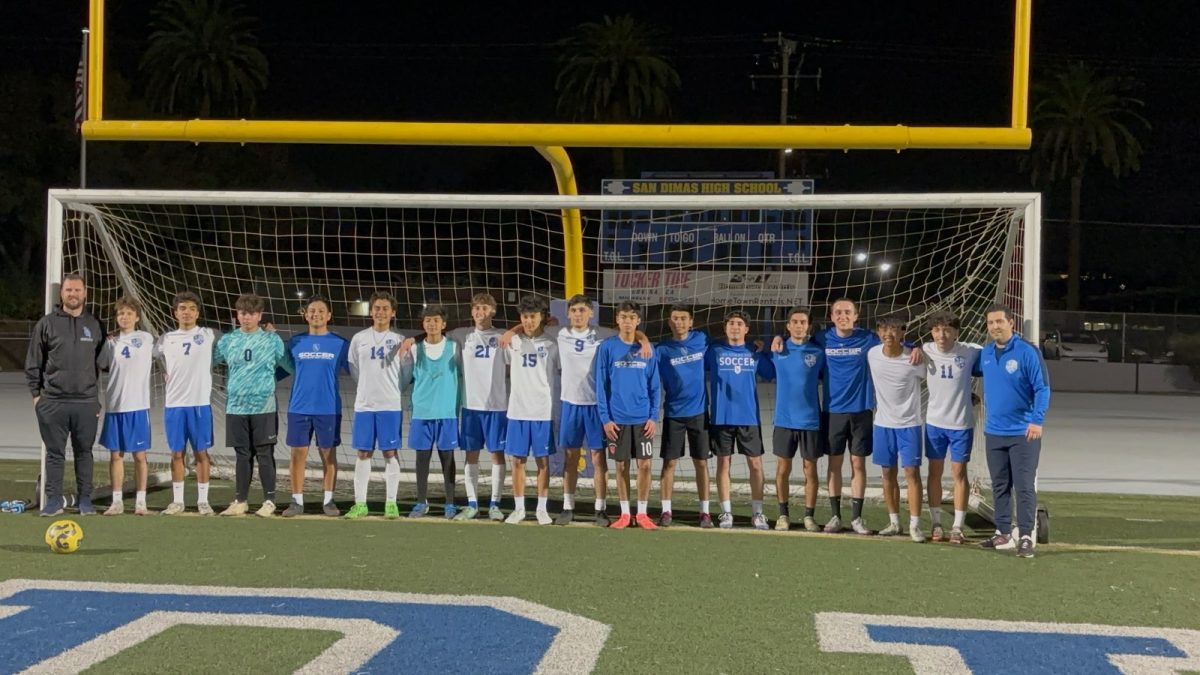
[489,499,499,507]
[468,499,478,508]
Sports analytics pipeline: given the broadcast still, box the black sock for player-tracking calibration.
[805,506,815,518]
[830,496,842,519]
[415,452,432,502]
[778,501,790,517]
[852,498,865,521]
[438,450,456,505]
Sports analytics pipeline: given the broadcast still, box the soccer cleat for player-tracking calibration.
[344,503,370,520]
[555,509,574,526]
[775,514,790,531]
[408,502,429,519]
[980,533,1012,550]
[610,513,632,529]
[220,501,248,517]
[1016,536,1036,558]
[878,522,901,536]
[822,515,841,533]
[536,509,553,525]
[698,512,714,529]
[443,504,457,520]
[949,528,966,544]
[718,512,734,529]
[504,508,526,524]
[635,513,658,530]
[196,502,215,516]
[851,518,873,535]
[384,501,401,519]
[280,502,304,518]
[78,497,96,516]
[256,500,277,518]
[931,525,945,542]
[454,505,478,521]
[803,516,821,533]
[39,496,65,517]
[594,511,611,528]
[161,502,185,516]
[996,532,1018,550]
[658,511,673,528]
[752,513,769,531]
[134,503,150,516]
[910,526,926,543]
[103,501,124,516]
[323,502,341,517]
[488,505,505,522]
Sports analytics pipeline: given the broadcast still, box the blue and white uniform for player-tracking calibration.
[555,325,616,451]
[505,333,559,458]
[100,330,155,453]
[867,345,926,468]
[923,341,982,463]
[347,327,406,451]
[449,326,508,452]
[155,326,218,453]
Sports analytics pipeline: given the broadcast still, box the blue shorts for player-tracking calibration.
[286,413,342,448]
[505,420,555,458]
[460,409,507,452]
[409,418,459,451]
[925,424,974,463]
[100,410,151,453]
[558,402,605,450]
[352,411,402,451]
[164,405,213,453]
[871,425,923,468]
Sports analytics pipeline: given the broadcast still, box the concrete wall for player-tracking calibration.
[1046,361,1200,394]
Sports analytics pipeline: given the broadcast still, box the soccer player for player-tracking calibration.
[447,293,509,521]
[978,303,1050,559]
[100,297,154,516]
[405,305,461,519]
[155,291,218,516]
[706,310,771,530]
[281,296,350,518]
[595,301,660,530]
[344,292,407,520]
[866,316,928,542]
[761,307,825,532]
[922,311,983,543]
[503,295,559,525]
[656,305,713,528]
[215,293,290,517]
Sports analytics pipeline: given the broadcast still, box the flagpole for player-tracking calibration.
[79,28,89,189]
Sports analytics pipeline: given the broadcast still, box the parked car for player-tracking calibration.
[1043,330,1108,362]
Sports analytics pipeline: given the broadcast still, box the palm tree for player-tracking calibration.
[140,0,269,118]
[555,15,680,177]
[1026,62,1150,310]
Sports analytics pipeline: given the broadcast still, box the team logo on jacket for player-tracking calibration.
[1005,359,1019,374]
[385,339,396,348]
[805,354,817,367]
[193,333,205,345]
[953,356,965,369]
[131,338,143,349]
[81,327,93,341]
[488,337,498,347]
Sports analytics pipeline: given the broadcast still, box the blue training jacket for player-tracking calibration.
[979,334,1051,436]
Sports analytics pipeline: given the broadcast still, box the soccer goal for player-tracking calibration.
[45,188,1040,501]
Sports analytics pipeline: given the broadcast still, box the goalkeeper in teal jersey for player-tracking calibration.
[213,294,291,517]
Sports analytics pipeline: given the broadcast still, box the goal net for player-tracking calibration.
[46,188,1040,503]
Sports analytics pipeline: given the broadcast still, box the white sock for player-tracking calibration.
[889,512,900,526]
[385,457,400,501]
[197,482,209,504]
[661,499,672,513]
[172,481,184,504]
[292,493,304,505]
[490,463,504,505]
[700,500,710,515]
[136,490,146,506]
[594,497,605,511]
[563,493,575,510]
[751,499,763,515]
[953,509,966,529]
[929,506,943,526]
[354,458,371,504]
[721,500,732,514]
[620,500,631,515]
[537,496,548,512]
[323,490,333,505]
[464,463,479,505]
[910,515,921,530]
[112,489,123,504]
[637,500,648,515]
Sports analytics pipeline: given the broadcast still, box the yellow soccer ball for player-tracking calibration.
[44,519,84,554]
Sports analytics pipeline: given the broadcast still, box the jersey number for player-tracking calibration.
[120,346,130,359]
[939,365,954,379]
[522,354,538,367]
[371,346,387,360]
[574,339,585,353]
[475,345,493,358]
[182,342,192,356]
[243,348,253,362]
[639,441,653,458]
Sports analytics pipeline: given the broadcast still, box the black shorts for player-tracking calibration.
[226,412,279,448]
[710,425,764,457]
[606,424,655,462]
[772,427,824,461]
[661,413,711,460]
[828,410,873,457]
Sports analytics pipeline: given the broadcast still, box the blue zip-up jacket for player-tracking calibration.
[596,336,660,424]
[705,341,769,426]
[655,329,707,418]
[979,334,1051,436]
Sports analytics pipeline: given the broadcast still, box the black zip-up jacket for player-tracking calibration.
[25,306,107,401]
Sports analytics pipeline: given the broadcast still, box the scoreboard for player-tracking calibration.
[599,179,814,267]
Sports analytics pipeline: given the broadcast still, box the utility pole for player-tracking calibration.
[749,33,821,178]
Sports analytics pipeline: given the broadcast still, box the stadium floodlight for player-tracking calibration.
[854,252,868,263]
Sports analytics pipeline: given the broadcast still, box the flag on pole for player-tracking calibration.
[74,46,86,133]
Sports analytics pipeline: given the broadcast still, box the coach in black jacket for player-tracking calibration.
[25,273,107,516]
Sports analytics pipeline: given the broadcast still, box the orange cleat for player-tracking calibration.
[635,513,658,530]
[610,513,632,529]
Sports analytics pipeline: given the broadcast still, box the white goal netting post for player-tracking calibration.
[45,189,1040,502]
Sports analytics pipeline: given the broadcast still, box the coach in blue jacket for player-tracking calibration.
[977,303,1051,558]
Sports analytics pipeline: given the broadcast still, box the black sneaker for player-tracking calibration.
[980,533,1011,550]
[1016,536,1035,558]
[555,509,574,526]
[594,511,610,528]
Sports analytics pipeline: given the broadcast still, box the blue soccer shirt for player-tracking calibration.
[705,341,768,426]
[655,329,707,419]
[596,336,660,425]
[763,337,825,431]
[814,326,880,414]
[286,331,350,415]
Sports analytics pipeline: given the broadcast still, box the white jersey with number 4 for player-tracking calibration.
[450,326,508,412]
[867,345,927,428]
[347,328,406,412]
[105,330,155,412]
[554,325,616,405]
[506,333,560,421]
[923,341,983,430]
[155,327,218,408]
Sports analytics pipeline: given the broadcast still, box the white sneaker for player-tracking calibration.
[220,501,248,517]
[910,526,926,543]
[505,508,526,524]
[995,530,1018,550]
[535,509,553,525]
[822,515,841,533]
[878,521,902,536]
[134,503,150,516]
[774,515,790,531]
[161,502,185,516]
[851,517,872,535]
[196,502,214,516]
[103,501,124,516]
[256,500,276,518]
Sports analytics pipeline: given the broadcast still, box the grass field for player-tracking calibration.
[2,458,1199,673]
